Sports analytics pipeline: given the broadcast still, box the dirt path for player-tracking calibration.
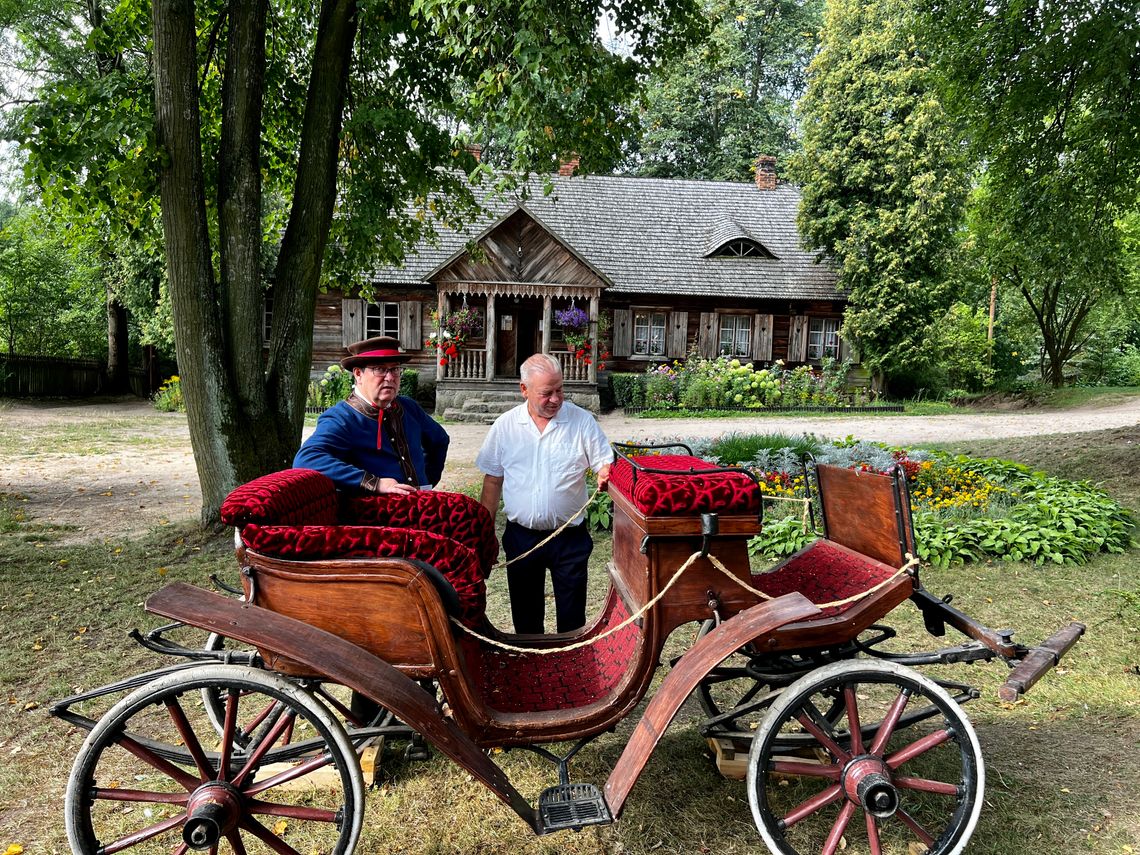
[3,394,1138,543]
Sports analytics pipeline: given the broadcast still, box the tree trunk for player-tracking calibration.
[105,289,129,393]
[153,0,358,524]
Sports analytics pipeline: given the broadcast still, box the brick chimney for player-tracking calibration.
[754,155,777,191]
[466,144,482,162]
[558,154,580,177]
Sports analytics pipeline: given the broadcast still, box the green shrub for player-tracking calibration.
[644,370,679,409]
[399,368,418,401]
[611,373,645,408]
[152,375,184,412]
[705,432,821,466]
[748,514,815,558]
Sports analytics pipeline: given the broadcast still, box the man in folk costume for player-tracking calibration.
[294,336,450,493]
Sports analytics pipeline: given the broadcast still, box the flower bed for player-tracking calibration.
[678,436,1135,568]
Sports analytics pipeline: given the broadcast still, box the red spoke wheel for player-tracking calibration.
[65,664,365,854]
[747,660,983,855]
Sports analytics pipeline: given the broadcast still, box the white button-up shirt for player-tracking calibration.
[476,401,613,530]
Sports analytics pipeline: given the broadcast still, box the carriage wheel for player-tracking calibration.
[65,664,365,855]
[747,660,983,855]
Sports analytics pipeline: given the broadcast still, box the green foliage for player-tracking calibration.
[586,492,613,532]
[792,0,967,384]
[706,432,821,466]
[927,1,1140,387]
[748,514,814,558]
[630,0,823,180]
[0,206,106,358]
[610,373,646,408]
[152,375,185,413]
[913,302,996,396]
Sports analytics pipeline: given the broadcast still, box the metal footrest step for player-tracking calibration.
[538,783,613,833]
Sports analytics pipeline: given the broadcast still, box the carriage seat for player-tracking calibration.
[608,454,763,517]
[220,468,498,627]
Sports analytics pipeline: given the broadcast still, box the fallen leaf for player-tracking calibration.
[272,819,288,835]
[23,702,38,711]
[5,843,24,855]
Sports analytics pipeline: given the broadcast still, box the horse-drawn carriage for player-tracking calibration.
[52,443,1085,854]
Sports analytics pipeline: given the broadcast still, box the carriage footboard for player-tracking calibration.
[144,582,539,831]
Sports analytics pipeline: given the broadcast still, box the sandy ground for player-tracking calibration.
[2,395,1138,543]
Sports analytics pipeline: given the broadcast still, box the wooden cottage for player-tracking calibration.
[308,158,850,418]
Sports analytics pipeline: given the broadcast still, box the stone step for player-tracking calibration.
[442,408,499,425]
[459,399,517,414]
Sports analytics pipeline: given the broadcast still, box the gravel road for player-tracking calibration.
[3,395,1138,542]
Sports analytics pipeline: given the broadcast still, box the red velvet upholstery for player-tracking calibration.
[241,524,486,627]
[220,469,338,527]
[459,592,640,713]
[341,492,499,577]
[752,540,898,619]
[609,454,762,516]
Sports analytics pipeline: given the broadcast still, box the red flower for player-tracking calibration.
[439,358,448,366]
[583,357,591,365]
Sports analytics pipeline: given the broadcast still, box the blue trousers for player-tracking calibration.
[503,520,593,634]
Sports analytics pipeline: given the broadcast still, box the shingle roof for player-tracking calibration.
[367,174,839,301]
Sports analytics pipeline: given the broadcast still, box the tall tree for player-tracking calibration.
[925,0,1140,386]
[15,0,703,523]
[792,0,967,388]
[630,0,822,180]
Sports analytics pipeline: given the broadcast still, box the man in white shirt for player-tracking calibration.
[476,353,613,634]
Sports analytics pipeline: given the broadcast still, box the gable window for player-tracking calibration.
[366,302,400,339]
[718,315,752,357]
[807,317,840,361]
[633,311,667,356]
[711,238,775,259]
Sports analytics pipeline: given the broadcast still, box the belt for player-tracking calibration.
[506,519,585,535]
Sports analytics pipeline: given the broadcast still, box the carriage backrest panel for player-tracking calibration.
[814,464,913,569]
[240,558,447,676]
[241,524,486,627]
[609,455,763,517]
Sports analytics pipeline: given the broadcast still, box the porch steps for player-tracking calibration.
[441,391,519,424]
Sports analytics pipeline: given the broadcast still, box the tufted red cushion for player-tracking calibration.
[241,524,486,627]
[609,454,762,516]
[341,491,499,577]
[752,540,899,619]
[459,591,640,713]
[220,469,338,527]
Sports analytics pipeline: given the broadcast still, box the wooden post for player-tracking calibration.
[485,293,496,380]
[588,294,599,385]
[435,291,448,382]
[541,295,552,354]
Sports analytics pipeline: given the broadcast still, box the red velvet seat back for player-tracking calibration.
[341,491,499,577]
[609,454,762,516]
[220,468,338,527]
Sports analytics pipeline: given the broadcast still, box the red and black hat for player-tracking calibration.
[339,336,413,369]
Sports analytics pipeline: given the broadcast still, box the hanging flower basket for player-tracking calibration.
[555,305,590,357]
[425,307,484,366]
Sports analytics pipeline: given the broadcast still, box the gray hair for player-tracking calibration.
[520,353,562,385]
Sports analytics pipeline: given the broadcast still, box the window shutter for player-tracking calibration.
[838,332,851,363]
[399,300,422,349]
[612,308,632,357]
[698,312,719,359]
[752,313,773,362]
[341,298,365,347]
[787,315,809,362]
[667,311,689,358]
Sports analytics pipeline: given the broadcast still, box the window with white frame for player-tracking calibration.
[366,302,400,339]
[633,310,667,356]
[807,317,840,361]
[718,314,752,357]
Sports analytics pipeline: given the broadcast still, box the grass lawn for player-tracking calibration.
[1,423,1137,853]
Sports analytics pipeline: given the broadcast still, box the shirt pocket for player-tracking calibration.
[544,440,582,478]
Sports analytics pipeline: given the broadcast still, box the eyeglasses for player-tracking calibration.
[363,365,402,377]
